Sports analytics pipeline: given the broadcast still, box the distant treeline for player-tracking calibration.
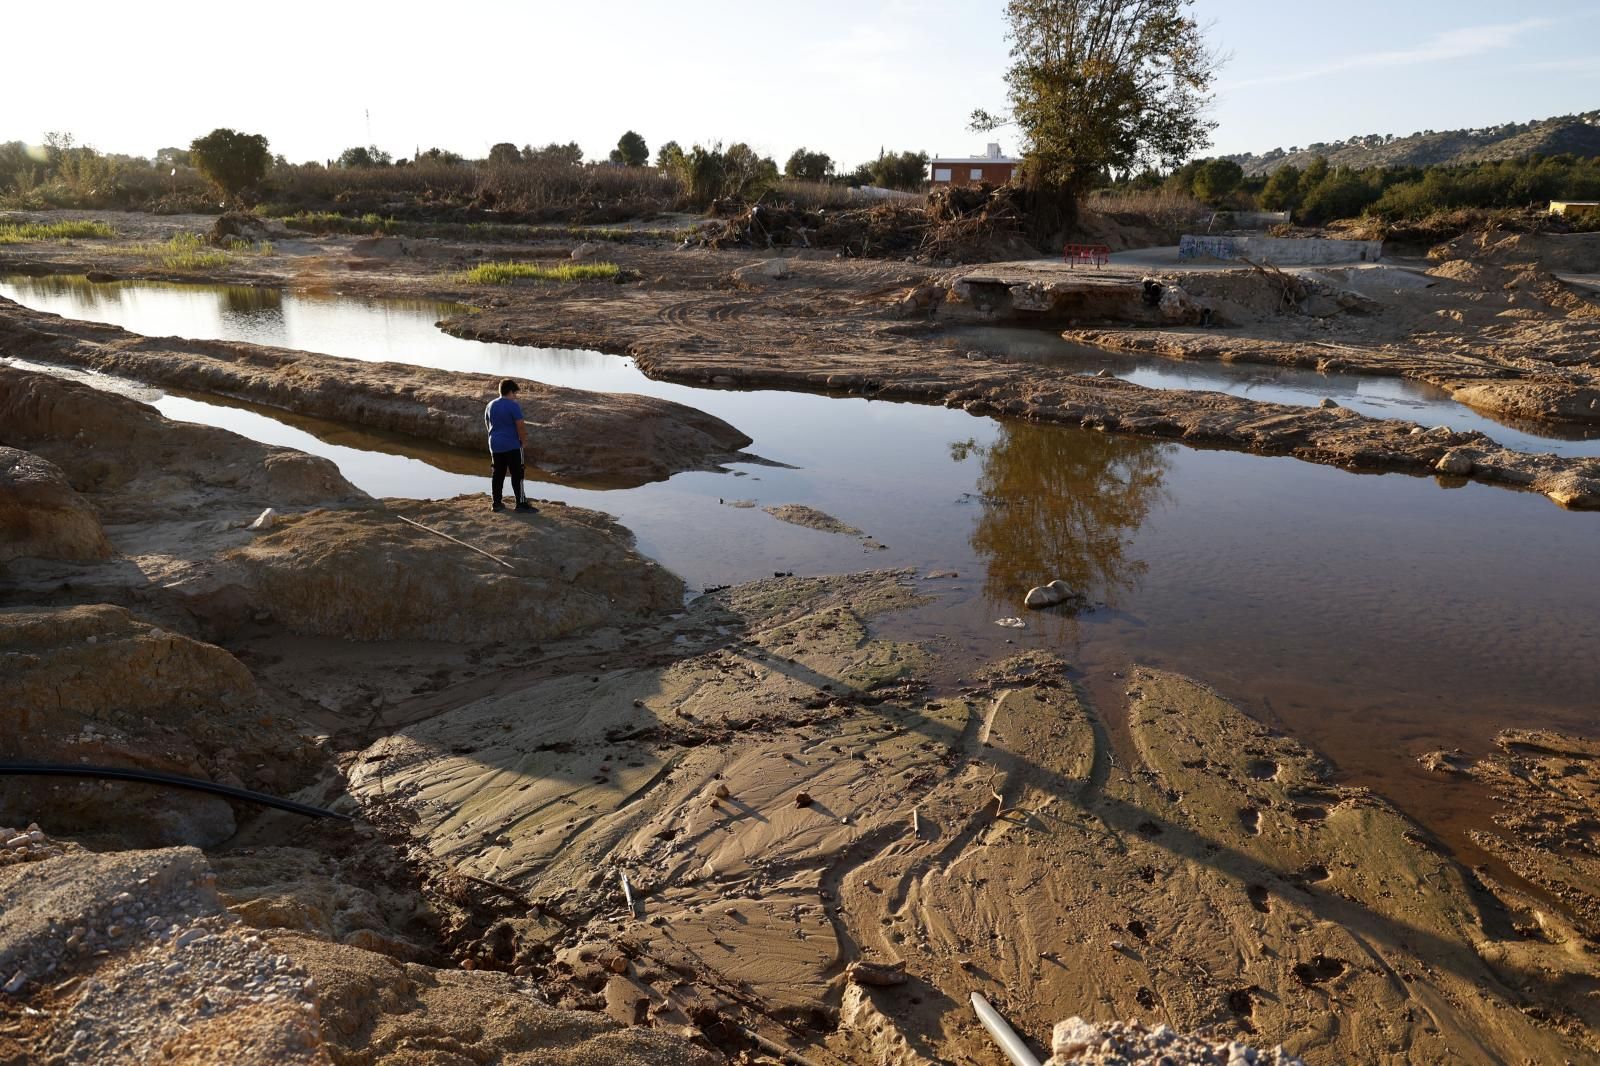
[1129,153,1600,227]
[0,132,933,219]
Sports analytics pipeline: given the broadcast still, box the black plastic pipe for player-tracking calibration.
[0,762,353,820]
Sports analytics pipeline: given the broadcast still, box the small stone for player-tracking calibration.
[1318,397,1338,409]
[247,507,276,531]
[3,971,25,994]
[712,782,730,799]
[795,792,813,808]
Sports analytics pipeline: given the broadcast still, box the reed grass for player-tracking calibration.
[0,219,116,243]
[460,261,620,284]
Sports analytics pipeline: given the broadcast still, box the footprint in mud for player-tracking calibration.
[1294,863,1331,885]
[1292,955,1347,986]
[1291,804,1328,824]
[1227,985,1261,1023]
[1237,807,1261,834]
[1245,758,1280,781]
[1247,884,1272,914]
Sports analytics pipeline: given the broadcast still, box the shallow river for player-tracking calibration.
[5,276,1599,863]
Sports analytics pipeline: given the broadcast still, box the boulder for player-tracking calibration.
[1024,579,1084,610]
[570,241,601,260]
[0,446,112,562]
[731,259,793,286]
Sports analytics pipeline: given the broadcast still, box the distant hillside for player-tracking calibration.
[1224,111,1600,176]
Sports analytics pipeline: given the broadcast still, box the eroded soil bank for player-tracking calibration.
[0,297,753,488]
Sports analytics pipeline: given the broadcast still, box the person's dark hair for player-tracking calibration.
[499,378,519,396]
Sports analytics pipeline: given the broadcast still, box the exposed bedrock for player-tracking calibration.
[0,297,754,487]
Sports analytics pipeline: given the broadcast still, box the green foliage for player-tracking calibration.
[417,147,465,165]
[129,232,229,271]
[1259,164,1301,211]
[784,147,834,182]
[655,140,683,169]
[487,143,522,166]
[0,220,116,243]
[865,149,929,191]
[974,0,1218,200]
[338,145,392,168]
[609,131,649,167]
[189,128,271,203]
[460,260,620,284]
[523,142,583,166]
[665,141,779,208]
[1191,158,1243,202]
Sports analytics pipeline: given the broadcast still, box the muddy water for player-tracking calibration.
[5,276,1599,869]
[949,324,1600,457]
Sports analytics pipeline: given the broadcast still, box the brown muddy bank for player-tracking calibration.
[0,297,754,488]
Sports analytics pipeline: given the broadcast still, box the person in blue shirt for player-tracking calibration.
[484,379,535,513]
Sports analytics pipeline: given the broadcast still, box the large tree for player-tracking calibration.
[784,147,834,182]
[609,130,649,167]
[973,0,1220,232]
[189,128,270,204]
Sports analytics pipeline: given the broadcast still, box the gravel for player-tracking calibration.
[1046,1017,1306,1066]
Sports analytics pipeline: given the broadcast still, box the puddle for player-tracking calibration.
[947,324,1600,457]
[4,276,1600,864]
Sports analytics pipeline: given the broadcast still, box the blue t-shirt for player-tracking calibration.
[485,396,524,454]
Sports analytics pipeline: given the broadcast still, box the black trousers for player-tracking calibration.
[491,448,525,502]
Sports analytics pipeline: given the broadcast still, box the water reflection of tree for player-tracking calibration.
[961,422,1172,612]
[219,285,283,316]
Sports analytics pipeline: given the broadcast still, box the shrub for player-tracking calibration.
[666,142,779,209]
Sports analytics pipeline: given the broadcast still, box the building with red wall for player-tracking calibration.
[929,143,1018,186]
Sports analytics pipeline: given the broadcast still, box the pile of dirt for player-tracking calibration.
[0,603,321,846]
[222,496,683,642]
[0,445,111,562]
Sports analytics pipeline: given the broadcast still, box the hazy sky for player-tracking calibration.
[8,1,1598,167]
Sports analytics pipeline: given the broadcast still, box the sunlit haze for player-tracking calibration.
[8,0,1599,167]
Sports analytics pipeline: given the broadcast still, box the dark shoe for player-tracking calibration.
[492,499,505,512]
[514,501,538,513]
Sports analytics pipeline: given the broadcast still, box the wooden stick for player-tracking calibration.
[396,515,516,571]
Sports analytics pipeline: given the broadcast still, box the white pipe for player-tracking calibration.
[971,992,1041,1066]
[619,870,636,914]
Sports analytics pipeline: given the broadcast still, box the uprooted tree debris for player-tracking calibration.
[693,182,1038,263]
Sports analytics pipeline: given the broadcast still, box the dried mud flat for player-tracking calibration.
[3,215,1600,1063]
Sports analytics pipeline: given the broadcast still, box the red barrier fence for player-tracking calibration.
[1063,243,1110,268]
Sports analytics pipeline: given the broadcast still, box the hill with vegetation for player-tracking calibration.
[1224,111,1600,176]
